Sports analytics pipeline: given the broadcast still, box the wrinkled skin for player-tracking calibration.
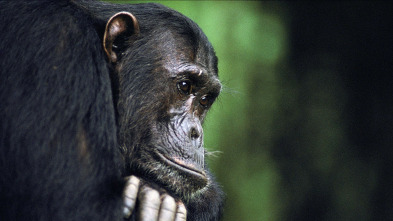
[123,176,187,221]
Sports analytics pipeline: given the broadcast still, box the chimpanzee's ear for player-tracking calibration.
[103,12,139,63]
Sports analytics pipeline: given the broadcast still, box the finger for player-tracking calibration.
[158,195,177,221]
[123,175,141,218]
[138,185,161,221]
[175,202,187,221]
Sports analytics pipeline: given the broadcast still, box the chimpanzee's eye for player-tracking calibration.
[199,95,210,107]
[177,81,192,95]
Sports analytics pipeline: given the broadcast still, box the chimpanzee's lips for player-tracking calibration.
[155,151,207,179]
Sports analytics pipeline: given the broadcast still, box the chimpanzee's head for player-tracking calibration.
[103,4,221,199]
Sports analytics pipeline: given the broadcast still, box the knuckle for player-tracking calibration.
[160,195,177,212]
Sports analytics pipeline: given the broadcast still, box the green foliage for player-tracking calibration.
[105,1,393,220]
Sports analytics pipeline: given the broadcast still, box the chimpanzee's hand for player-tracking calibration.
[123,176,187,221]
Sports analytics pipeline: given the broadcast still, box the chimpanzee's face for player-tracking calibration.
[119,29,221,198]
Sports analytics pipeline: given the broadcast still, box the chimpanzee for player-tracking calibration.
[0,0,224,221]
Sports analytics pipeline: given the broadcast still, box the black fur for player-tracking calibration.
[0,1,124,220]
[0,0,223,220]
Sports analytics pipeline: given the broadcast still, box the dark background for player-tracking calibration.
[111,1,393,220]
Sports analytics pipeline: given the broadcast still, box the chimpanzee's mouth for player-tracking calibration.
[155,151,207,179]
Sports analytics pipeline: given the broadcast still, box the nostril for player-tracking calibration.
[190,127,200,139]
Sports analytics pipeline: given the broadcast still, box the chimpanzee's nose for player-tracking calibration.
[190,126,200,139]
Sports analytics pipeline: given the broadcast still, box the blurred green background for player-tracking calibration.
[109,1,393,220]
